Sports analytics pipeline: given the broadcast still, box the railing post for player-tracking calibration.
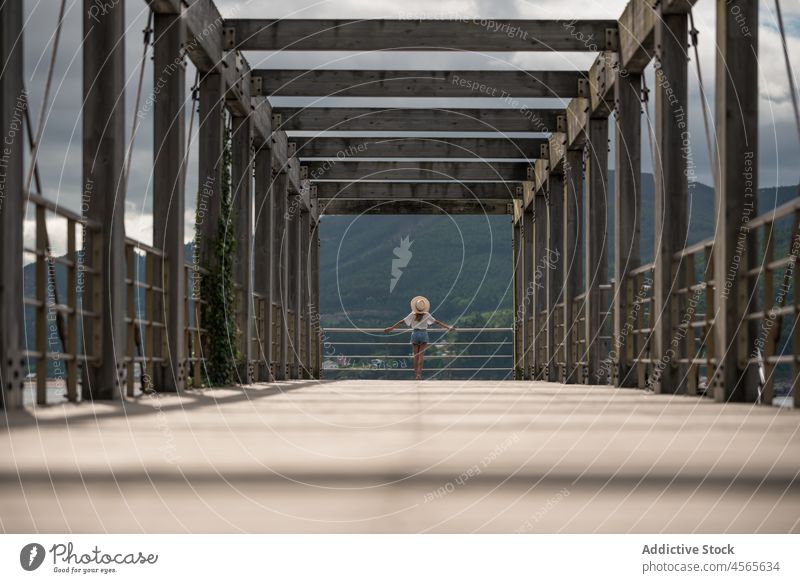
[651,9,688,394]
[533,194,548,379]
[547,174,565,382]
[584,117,609,385]
[563,149,584,384]
[232,115,254,384]
[512,210,523,379]
[152,12,186,393]
[613,70,642,388]
[82,0,127,400]
[254,146,273,382]
[713,0,759,402]
[0,0,25,408]
[522,203,535,380]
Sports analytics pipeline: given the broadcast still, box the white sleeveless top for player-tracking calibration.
[404,312,435,330]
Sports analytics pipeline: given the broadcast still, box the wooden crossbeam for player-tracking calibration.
[296,137,543,159]
[255,70,586,98]
[320,199,511,215]
[314,181,520,201]
[225,19,618,52]
[276,107,562,132]
[306,161,531,182]
[147,0,306,196]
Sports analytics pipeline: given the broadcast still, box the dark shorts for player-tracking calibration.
[410,330,430,345]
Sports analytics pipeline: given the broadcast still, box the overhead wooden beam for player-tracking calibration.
[618,0,698,74]
[297,137,543,160]
[306,161,531,182]
[320,199,511,215]
[146,1,304,191]
[314,182,520,201]
[255,69,586,98]
[566,98,590,149]
[275,107,562,133]
[225,19,618,52]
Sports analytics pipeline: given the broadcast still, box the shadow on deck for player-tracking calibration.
[1,380,798,533]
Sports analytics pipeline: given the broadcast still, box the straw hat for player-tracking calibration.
[410,296,430,314]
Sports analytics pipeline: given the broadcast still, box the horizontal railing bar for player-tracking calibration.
[329,341,512,346]
[27,192,102,229]
[323,327,512,333]
[125,238,167,258]
[748,197,800,229]
[673,238,714,260]
[329,354,511,359]
[629,263,655,276]
[324,368,511,372]
[21,350,99,362]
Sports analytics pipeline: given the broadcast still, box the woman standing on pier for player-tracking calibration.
[384,296,454,381]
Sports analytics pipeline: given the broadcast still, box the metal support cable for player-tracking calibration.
[121,11,154,205]
[24,0,67,198]
[688,9,717,193]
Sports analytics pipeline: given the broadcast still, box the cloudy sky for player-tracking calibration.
[20,0,800,248]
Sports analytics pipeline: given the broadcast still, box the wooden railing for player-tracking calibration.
[671,238,715,395]
[624,263,656,388]
[125,238,168,396]
[184,262,209,388]
[742,198,800,406]
[22,193,102,405]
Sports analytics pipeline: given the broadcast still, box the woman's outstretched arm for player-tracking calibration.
[384,319,406,333]
[434,319,455,332]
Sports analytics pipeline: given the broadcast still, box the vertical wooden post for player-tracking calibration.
[652,11,688,394]
[563,149,584,383]
[310,217,322,379]
[584,117,610,385]
[273,171,289,381]
[546,175,565,382]
[713,0,759,402]
[0,0,25,408]
[300,207,311,378]
[613,71,642,388]
[522,205,535,380]
[197,72,225,272]
[533,194,548,379]
[253,145,273,381]
[232,115,253,384]
[82,0,126,400]
[512,214,523,379]
[152,12,186,393]
[291,194,303,379]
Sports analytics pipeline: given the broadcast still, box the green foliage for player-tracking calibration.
[198,119,241,386]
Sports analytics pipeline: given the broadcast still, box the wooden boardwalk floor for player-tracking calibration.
[1,380,798,533]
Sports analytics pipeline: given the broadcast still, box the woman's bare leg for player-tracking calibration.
[412,344,420,380]
[417,343,428,379]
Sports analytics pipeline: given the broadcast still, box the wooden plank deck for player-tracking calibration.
[1,380,798,533]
